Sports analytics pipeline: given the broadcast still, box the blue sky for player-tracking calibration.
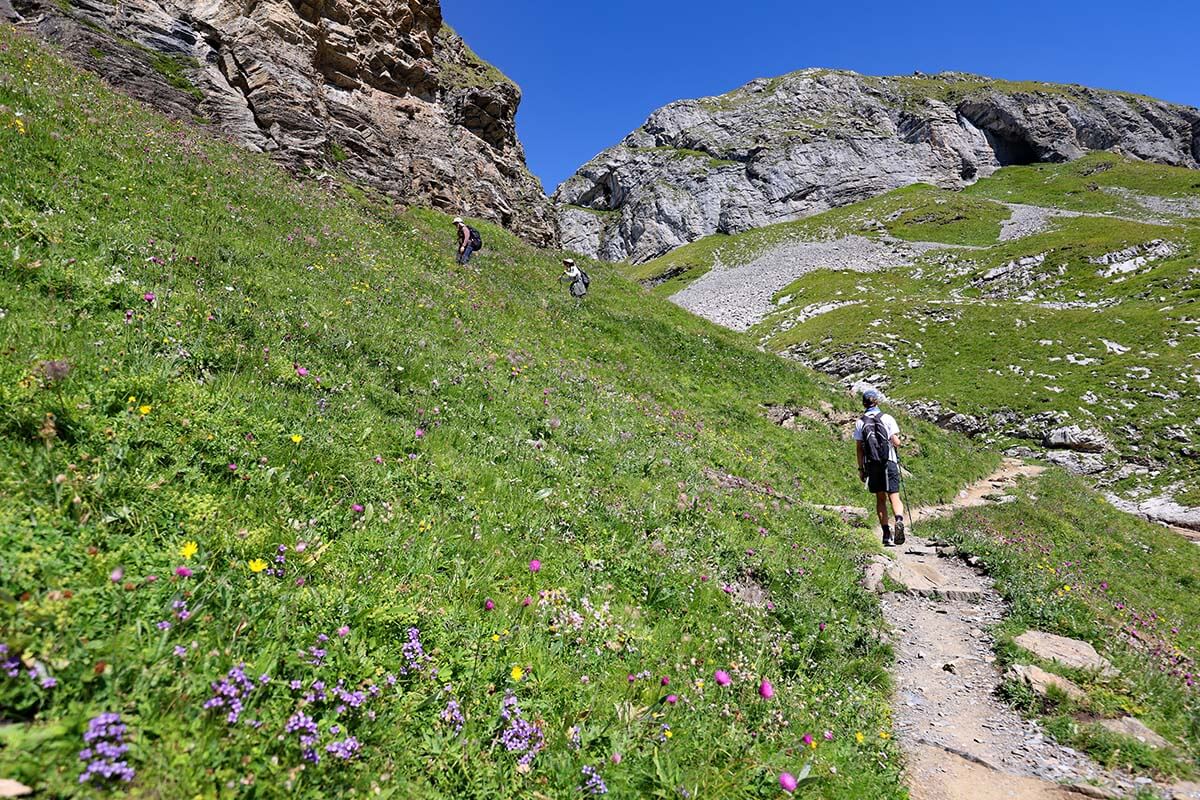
[441,0,1199,193]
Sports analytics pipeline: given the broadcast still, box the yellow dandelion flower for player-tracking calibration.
[510,666,524,682]
[291,434,303,443]
[855,731,865,744]
[138,405,152,415]
[664,728,673,739]
[491,634,501,642]
[879,731,891,740]
[180,540,198,559]
[248,558,268,573]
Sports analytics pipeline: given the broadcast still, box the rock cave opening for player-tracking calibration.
[981,128,1041,167]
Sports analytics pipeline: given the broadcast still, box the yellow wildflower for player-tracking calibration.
[180,540,198,559]
[855,731,865,744]
[879,731,891,740]
[291,434,303,443]
[491,634,500,642]
[248,558,268,573]
[138,405,152,416]
[510,666,524,682]
[663,728,673,739]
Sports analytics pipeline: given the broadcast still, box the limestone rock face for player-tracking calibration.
[16,0,556,245]
[554,69,1200,262]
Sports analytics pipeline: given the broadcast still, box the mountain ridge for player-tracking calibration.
[555,67,1200,262]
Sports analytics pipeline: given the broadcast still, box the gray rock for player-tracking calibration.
[1007,663,1086,701]
[16,0,556,246]
[1105,493,1200,534]
[1044,425,1110,453]
[1096,717,1170,749]
[553,69,1200,262]
[1013,631,1118,676]
[0,780,32,798]
[1043,450,1109,475]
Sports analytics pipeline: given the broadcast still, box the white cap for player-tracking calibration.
[453,217,464,224]
[563,258,575,265]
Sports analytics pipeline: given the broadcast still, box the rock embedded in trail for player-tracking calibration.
[555,68,1200,262]
[1013,631,1118,677]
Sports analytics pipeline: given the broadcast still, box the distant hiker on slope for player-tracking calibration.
[454,217,482,265]
[559,258,589,302]
[854,389,906,547]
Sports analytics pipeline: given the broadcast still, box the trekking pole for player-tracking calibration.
[897,455,915,537]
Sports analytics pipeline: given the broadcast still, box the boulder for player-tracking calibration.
[1043,425,1110,453]
[1013,631,1118,676]
[1096,717,1170,749]
[1043,450,1109,476]
[1007,663,1086,701]
[0,780,32,798]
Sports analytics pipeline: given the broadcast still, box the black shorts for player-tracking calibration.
[866,461,900,494]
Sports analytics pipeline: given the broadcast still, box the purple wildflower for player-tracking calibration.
[400,628,426,675]
[498,692,544,766]
[78,713,134,785]
[580,765,608,795]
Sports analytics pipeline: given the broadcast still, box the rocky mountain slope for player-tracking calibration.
[629,153,1200,534]
[556,69,1200,262]
[3,0,556,244]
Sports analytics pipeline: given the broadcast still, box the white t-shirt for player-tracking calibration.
[563,265,582,280]
[853,408,900,463]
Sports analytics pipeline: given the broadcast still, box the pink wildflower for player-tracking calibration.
[484,598,495,611]
[759,679,774,699]
[714,670,731,686]
[336,625,350,638]
[529,559,541,573]
[780,772,797,793]
[174,566,193,578]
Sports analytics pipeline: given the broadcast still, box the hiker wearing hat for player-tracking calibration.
[853,389,906,546]
[454,217,482,265]
[559,258,589,301]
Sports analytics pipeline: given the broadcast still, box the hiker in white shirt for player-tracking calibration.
[559,258,588,301]
[853,389,906,546]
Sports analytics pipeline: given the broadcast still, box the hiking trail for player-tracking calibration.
[864,459,1200,800]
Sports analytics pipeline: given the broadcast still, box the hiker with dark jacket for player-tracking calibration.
[853,389,906,546]
[559,258,589,301]
[455,217,482,265]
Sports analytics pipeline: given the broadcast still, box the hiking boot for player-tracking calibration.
[894,518,906,546]
[882,532,895,548]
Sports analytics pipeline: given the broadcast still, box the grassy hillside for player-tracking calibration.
[0,27,1001,799]
[633,153,1200,505]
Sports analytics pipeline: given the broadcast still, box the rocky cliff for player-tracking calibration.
[555,69,1200,262]
[4,0,555,245]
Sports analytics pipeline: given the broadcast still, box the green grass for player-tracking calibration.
[965,152,1200,213]
[919,471,1200,778]
[435,24,510,91]
[0,27,1000,798]
[753,205,1200,500]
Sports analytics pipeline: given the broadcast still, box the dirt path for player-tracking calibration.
[872,459,1150,799]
